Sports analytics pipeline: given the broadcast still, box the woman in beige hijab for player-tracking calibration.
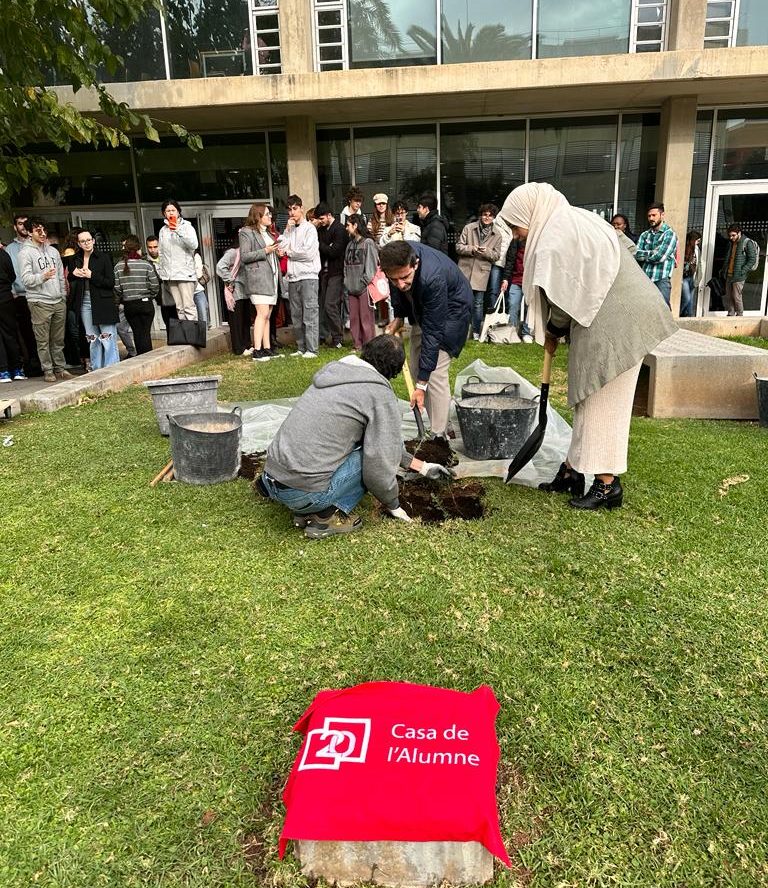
[499,183,676,510]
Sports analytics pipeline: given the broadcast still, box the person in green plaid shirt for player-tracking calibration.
[635,203,678,308]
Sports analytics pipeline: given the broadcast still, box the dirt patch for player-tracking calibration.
[240,451,265,480]
[397,478,485,524]
[404,436,458,467]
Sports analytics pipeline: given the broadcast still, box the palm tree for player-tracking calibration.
[348,0,403,63]
[408,15,530,64]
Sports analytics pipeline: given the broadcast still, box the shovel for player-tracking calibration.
[505,348,552,483]
[402,350,427,439]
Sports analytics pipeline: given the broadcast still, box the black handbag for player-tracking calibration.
[167,318,207,348]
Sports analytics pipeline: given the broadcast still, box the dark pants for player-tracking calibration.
[13,293,42,375]
[0,299,22,372]
[160,302,178,342]
[123,299,156,354]
[64,307,81,366]
[228,299,253,354]
[319,273,344,346]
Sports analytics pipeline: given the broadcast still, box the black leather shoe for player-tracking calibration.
[539,462,585,498]
[569,477,623,510]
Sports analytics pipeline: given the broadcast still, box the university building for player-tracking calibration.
[15,0,768,326]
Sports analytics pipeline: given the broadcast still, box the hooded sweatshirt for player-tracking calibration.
[19,241,66,304]
[265,355,412,509]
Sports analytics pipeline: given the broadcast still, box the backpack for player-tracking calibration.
[745,237,760,273]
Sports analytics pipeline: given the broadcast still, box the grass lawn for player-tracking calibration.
[2,340,767,887]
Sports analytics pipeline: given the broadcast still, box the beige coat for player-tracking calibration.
[456,221,502,290]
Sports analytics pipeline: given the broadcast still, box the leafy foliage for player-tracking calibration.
[408,15,530,64]
[0,0,201,212]
[348,0,404,60]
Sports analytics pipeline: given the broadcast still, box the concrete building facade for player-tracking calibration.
[14,0,768,327]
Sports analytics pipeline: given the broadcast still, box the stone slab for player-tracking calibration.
[296,840,493,888]
[643,328,768,419]
[677,317,764,338]
[1,398,21,419]
[18,327,230,414]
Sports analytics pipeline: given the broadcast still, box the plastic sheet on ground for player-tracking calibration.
[225,359,573,488]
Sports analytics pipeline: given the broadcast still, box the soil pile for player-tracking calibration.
[404,436,458,467]
[397,478,485,524]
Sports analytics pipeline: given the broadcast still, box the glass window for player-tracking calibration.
[617,112,659,235]
[537,0,631,58]
[317,128,354,216]
[353,125,437,212]
[441,0,532,63]
[713,108,768,181]
[164,0,253,78]
[440,121,525,230]
[17,144,135,206]
[529,115,618,216]
[736,0,768,45]
[268,131,289,230]
[687,112,713,233]
[97,8,167,82]
[134,133,269,201]
[348,0,436,68]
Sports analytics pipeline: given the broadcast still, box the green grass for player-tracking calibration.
[2,341,767,887]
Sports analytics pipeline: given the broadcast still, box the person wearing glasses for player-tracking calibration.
[18,217,70,382]
[67,229,120,369]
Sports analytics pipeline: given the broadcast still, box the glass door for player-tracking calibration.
[71,209,138,263]
[703,184,768,315]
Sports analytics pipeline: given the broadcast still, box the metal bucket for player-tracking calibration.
[755,374,768,428]
[455,395,537,461]
[144,375,222,436]
[169,407,242,484]
[461,375,521,400]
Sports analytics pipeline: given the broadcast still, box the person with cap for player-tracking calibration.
[381,241,472,440]
[369,193,393,243]
[498,182,677,511]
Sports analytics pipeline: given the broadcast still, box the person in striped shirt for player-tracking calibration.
[114,236,160,355]
[635,202,678,308]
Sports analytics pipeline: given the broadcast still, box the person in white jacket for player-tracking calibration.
[277,195,321,358]
[156,199,199,322]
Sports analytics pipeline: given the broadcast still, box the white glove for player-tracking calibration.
[388,506,413,522]
[418,462,455,481]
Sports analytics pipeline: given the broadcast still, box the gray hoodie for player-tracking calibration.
[19,242,65,305]
[265,355,412,509]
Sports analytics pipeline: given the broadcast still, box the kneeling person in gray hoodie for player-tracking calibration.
[260,334,452,539]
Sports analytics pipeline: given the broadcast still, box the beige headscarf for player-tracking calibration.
[499,183,621,344]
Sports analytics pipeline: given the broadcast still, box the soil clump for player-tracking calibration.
[396,477,485,524]
[240,452,265,480]
[404,435,458,467]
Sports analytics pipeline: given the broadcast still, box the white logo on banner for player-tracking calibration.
[298,717,372,771]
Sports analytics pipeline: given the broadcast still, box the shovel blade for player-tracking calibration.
[505,382,549,482]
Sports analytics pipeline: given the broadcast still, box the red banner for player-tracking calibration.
[279,681,511,866]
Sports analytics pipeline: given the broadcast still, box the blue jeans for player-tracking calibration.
[471,290,487,335]
[194,289,209,327]
[81,295,119,370]
[680,276,694,317]
[654,278,671,307]
[262,448,365,516]
[505,283,531,337]
[485,265,503,312]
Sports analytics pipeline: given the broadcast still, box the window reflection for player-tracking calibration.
[530,116,618,215]
[348,0,436,68]
[617,113,659,234]
[687,112,713,233]
[97,7,167,82]
[318,129,354,215]
[353,126,437,210]
[164,0,253,78]
[737,0,768,45]
[440,121,525,229]
[714,109,768,181]
[537,0,631,58]
[441,0,531,63]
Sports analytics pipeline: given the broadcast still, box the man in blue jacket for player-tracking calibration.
[382,241,472,438]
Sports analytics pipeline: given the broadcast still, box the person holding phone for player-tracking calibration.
[156,199,199,322]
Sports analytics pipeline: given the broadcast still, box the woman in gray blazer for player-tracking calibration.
[239,203,280,361]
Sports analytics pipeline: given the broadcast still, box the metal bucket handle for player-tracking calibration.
[465,375,482,384]
[167,413,179,428]
[231,406,242,418]
[501,384,519,394]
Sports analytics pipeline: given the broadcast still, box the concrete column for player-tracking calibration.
[279,0,315,74]
[655,95,698,317]
[666,0,708,51]
[286,116,319,207]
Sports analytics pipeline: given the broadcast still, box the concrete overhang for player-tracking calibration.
[57,46,768,131]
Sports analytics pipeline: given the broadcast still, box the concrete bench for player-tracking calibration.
[18,327,231,414]
[641,329,768,419]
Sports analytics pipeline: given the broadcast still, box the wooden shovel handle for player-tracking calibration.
[542,347,553,385]
[150,460,173,487]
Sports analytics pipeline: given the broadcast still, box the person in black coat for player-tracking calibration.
[67,230,119,370]
[381,241,472,438]
[415,194,449,253]
[315,203,349,348]
[0,248,26,380]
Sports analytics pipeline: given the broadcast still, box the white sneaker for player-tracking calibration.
[522,334,534,344]
[472,332,480,341]
[242,347,254,356]
[290,350,304,357]
[302,351,319,359]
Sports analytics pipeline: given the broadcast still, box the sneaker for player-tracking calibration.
[522,334,534,344]
[292,512,322,529]
[304,510,363,539]
[253,349,271,362]
[11,369,26,381]
[0,371,11,383]
[43,370,57,383]
[55,369,74,380]
[472,332,480,341]
[333,342,344,349]
[290,349,304,357]
[242,347,255,356]
[270,349,285,359]
[302,351,319,359]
